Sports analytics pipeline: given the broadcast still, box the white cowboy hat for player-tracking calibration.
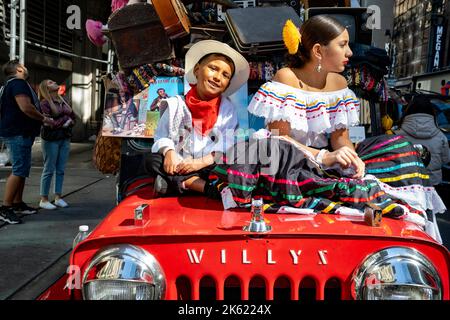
[185,40,250,97]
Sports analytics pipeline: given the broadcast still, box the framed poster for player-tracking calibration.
[102,76,184,138]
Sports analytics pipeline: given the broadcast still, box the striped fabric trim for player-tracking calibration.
[402,203,425,215]
[257,86,305,109]
[379,172,430,183]
[228,183,256,192]
[381,203,398,214]
[340,191,386,203]
[363,151,419,164]
[227,169,260,180]
[369,135,404,151]
[257,84,360,113]
[213,166,227,175]
[305,184,335,195]
[214,166,260,180]
[367,162,425,174]
[322,202,338,213]
[282,194,304,200]
[217,166,319,188]
[259,184,305,201]
[261,174,315,187]
[305,182,379,196]
[308,198,321,209]
[342,182,380,193]
[360,142,411,160]
[229,182,306,201]
[373,198,392,207]
[294,198,307,207]
[232,196,251,204]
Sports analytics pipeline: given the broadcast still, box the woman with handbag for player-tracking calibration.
[38,80,76,210]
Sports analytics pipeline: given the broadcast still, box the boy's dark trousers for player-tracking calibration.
[145,153,214,194]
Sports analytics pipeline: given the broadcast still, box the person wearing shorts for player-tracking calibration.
[0,60,53,224]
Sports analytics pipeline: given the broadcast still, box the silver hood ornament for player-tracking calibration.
[243,198,272,233]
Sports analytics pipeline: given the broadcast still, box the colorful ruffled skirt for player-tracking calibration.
[212,134,446,242]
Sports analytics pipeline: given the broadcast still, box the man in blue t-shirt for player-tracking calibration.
[0,60,54,224]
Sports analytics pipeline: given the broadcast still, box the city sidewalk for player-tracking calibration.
[0,139,116,299]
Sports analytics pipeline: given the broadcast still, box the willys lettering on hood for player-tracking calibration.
[186,249,329,265]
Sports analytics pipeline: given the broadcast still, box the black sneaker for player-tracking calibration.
[13,202,38,215]
[154,175,169,195]
[154,175,176,195]
[0,206,22,224]
[203,180,225,200]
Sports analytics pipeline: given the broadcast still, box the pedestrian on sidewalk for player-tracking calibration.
[394,94,450,186]
[0,60,54,224]
[38,79,76,210]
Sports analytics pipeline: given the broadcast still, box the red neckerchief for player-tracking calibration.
[185,85,221,136]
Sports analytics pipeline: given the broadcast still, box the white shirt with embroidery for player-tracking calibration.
[248,81,361,148]
[151,95,238,159]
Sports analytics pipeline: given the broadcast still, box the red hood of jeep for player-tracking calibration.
[89,192,434,242]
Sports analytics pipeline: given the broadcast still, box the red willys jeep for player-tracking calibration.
[37,161,449,300]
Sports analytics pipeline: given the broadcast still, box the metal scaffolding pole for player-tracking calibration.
[18,0,25,64]
[107,47,114,73]
[8,0,111,66]
[24,40,111,65]
[9,0,18,60]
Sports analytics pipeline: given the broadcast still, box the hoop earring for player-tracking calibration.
[315,59,322,73]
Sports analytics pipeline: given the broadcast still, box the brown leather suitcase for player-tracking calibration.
[107,3,173,69]
[224,6,302,55]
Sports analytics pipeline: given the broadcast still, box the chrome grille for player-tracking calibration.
[176,275,345,300]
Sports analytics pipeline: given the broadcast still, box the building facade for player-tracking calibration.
[392,0,449,79]
[0,0,111,141]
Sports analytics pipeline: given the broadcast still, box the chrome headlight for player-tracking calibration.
[82,244,165,300]
[352,247,442,300]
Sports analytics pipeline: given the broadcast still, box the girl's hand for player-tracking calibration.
[352,156,366,179]
[323,146,365,178]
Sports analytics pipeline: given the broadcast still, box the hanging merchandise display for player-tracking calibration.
[359,99,372,127]
[127,62,185,93]
[248,61,279,81]
[344,65,389,103]
[344,44,391,103]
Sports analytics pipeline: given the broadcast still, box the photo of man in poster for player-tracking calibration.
[102,77,184,138]
[149,88,169,114]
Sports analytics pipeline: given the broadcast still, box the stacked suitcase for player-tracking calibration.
[224,6,302,55]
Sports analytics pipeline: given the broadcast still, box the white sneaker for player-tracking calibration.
[54,198,68,208]
[39,200,57,210]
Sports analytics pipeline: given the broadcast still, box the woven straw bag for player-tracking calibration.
[92,132,122,174]
[94,72,124,174]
